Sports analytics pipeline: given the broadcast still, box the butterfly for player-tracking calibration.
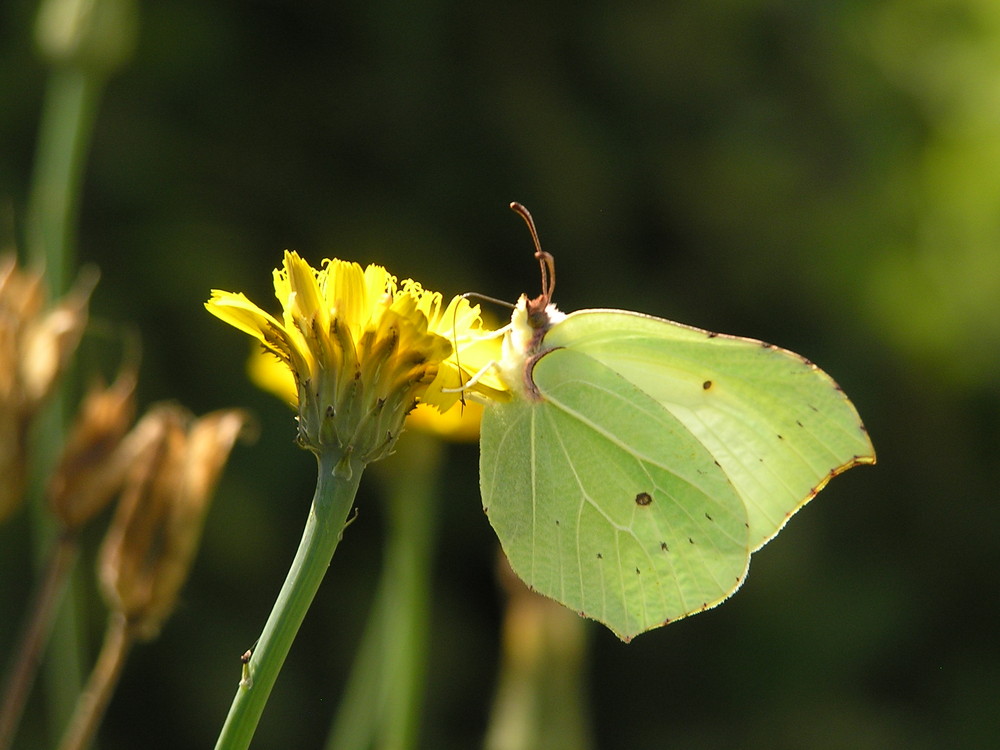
[478,203,875,641]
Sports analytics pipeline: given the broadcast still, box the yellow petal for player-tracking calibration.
[205,291,282,343]
[285,250,328,332]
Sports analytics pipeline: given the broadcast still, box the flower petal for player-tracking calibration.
[205,291,282,343]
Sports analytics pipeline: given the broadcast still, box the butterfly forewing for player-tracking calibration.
[544,310,876,551]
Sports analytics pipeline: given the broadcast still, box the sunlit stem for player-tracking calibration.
[214,450,365,750]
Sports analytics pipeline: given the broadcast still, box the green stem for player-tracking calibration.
[323,435,442,750]
[214,451,365,750]
[23,53,105,747]
[375,438,440,750]
[26,66,103,294]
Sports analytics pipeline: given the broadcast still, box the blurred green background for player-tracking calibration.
[3,0,999,748]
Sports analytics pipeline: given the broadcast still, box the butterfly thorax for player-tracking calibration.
[498,295,566,401]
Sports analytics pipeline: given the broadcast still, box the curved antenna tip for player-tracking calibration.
[508,202,556,308]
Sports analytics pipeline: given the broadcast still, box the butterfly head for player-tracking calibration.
[509,201,562,327]
[495,203,568,399]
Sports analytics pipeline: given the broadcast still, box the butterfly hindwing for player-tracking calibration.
[481,346,750,640]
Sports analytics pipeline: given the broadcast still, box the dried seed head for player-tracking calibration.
[98,405,250,640]
[48,368,137,532]
[20,266,97,407]
[0,257,96,522]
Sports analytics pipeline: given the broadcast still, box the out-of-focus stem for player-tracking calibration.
[56,613,135,750]
[23,17,112,743]
[25,66,102,294]
[323,435,443,750]
[0,534,79,750]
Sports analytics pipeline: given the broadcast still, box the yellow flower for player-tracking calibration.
[206,251,505,461]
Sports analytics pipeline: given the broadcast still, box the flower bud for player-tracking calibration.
[35,0,138,76]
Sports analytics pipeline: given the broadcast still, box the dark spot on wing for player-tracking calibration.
[705,512,713,522]
[777,434,785,440]
[660,542,669,552]
[707,332,718,339]
[596,552,603,559]
[796,419,804,428]
[635,567,641,575]
[635,491,652,506]
[688,537,695,544]
[702,380,713,390]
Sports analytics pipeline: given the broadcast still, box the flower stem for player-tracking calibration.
[323,435,443,750]
[23,45,106,750]
[56,612,135,750]
[214,451,365,750]
[0,534,79,750]
[25,66,102,294]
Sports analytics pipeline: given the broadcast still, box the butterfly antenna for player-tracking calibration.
[509,202,556,306]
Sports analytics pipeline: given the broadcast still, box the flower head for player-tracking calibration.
[206,251,504,462]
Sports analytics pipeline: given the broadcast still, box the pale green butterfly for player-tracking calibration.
[479,203,876,642]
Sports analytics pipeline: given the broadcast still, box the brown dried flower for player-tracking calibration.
[97,405,249,639]
[0,257,96,522]
[47,369,137,532]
